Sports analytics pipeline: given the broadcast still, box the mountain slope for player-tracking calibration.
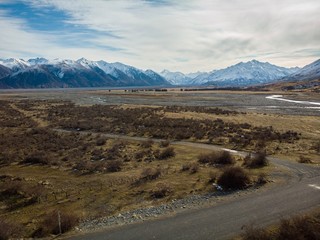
[204,60,299,87]
[281,59,320,81]
[159,70,193,85]
[0,64,12,79]
[0,58,30,72]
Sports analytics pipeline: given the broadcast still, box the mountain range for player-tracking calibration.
[0,58,169,88]
[0,57,319,89]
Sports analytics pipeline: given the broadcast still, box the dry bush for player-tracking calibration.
[312,141,320,153]
[181,162,199,174]
[256,173,268,185]
[277,215,320,240]
[33,210,79,237]
[106,160,123,172]
[21,152,50,165]
[151,183,172,199]
[96,137,107,146]
[240,213,320,240]
[140,139,154,148]
[217,167,250,189]
[159,140,170,148]
[243,152,268,168]
[157,147,175,160]
[298,155,313,164]
[241,225,270,240]
[198,151,235,166]
[0,219,21,240]
[140,168,162,181]
[208,171,218,183]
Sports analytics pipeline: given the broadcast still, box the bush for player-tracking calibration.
[181,162,199,174]
[157,147,175,160]
[159,140,170,148]
[151,183,172,199]
[278,215,320,240]
[217,167,250,189]
[208,171,217,183]
[241,213,320,240]
[198,151,235,165]
[0,219,20,240]
[33,210,79,237]
[243,152,268,168]
[140,139,154,148]
[106,160,123,172]
[96,137,107,146]
[241,225,270,240]
[21,153,50,165]
[298,155,312,164]
[140,168,162,181]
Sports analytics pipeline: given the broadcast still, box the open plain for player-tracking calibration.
[0,88,319,239]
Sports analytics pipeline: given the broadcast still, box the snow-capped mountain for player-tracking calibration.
[281,59,320,82]
[0,58,30,72]
[190,71,216,85]
[1,57,317,89]
[0,58,171,88]
[159,70,193,85]
[203,60,300,87]
[27,58,49,65]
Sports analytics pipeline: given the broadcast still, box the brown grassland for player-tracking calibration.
[0,89,319,238]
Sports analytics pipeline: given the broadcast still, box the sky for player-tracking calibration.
[0,0,319,73]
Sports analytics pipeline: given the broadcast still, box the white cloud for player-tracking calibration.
[1,0,320,72]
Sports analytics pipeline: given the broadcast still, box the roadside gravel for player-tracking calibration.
[76,186,263,232]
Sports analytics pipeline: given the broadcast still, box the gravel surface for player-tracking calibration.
[76,187,262,232]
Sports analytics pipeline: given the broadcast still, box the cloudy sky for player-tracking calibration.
[0,0,319,72]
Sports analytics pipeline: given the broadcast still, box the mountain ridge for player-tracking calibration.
[0,57,319,89]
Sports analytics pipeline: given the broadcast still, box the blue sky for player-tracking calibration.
[0,0,319,72]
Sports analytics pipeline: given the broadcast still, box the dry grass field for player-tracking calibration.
[0,89,318,238]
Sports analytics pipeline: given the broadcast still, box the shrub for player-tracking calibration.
[298,155,312,164]
[159,140,170,148]
[241,213,320,240]
[0,219,21,240]
[181,162,199,174]
[208,171,217,183]
[151,183,172,199]
[198,151,235,165]
[96,137,107,146]
[140,139,154,148]
[157,147,175,160]
[257,173,267,185]
[106,160,123,172]
[21,153,50,165]
[243,152,268,168]
[241,225,270,240]
[278,215,320,240]
[33,210,79,237]
[140,168,161,181]
[217,167,250,189]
